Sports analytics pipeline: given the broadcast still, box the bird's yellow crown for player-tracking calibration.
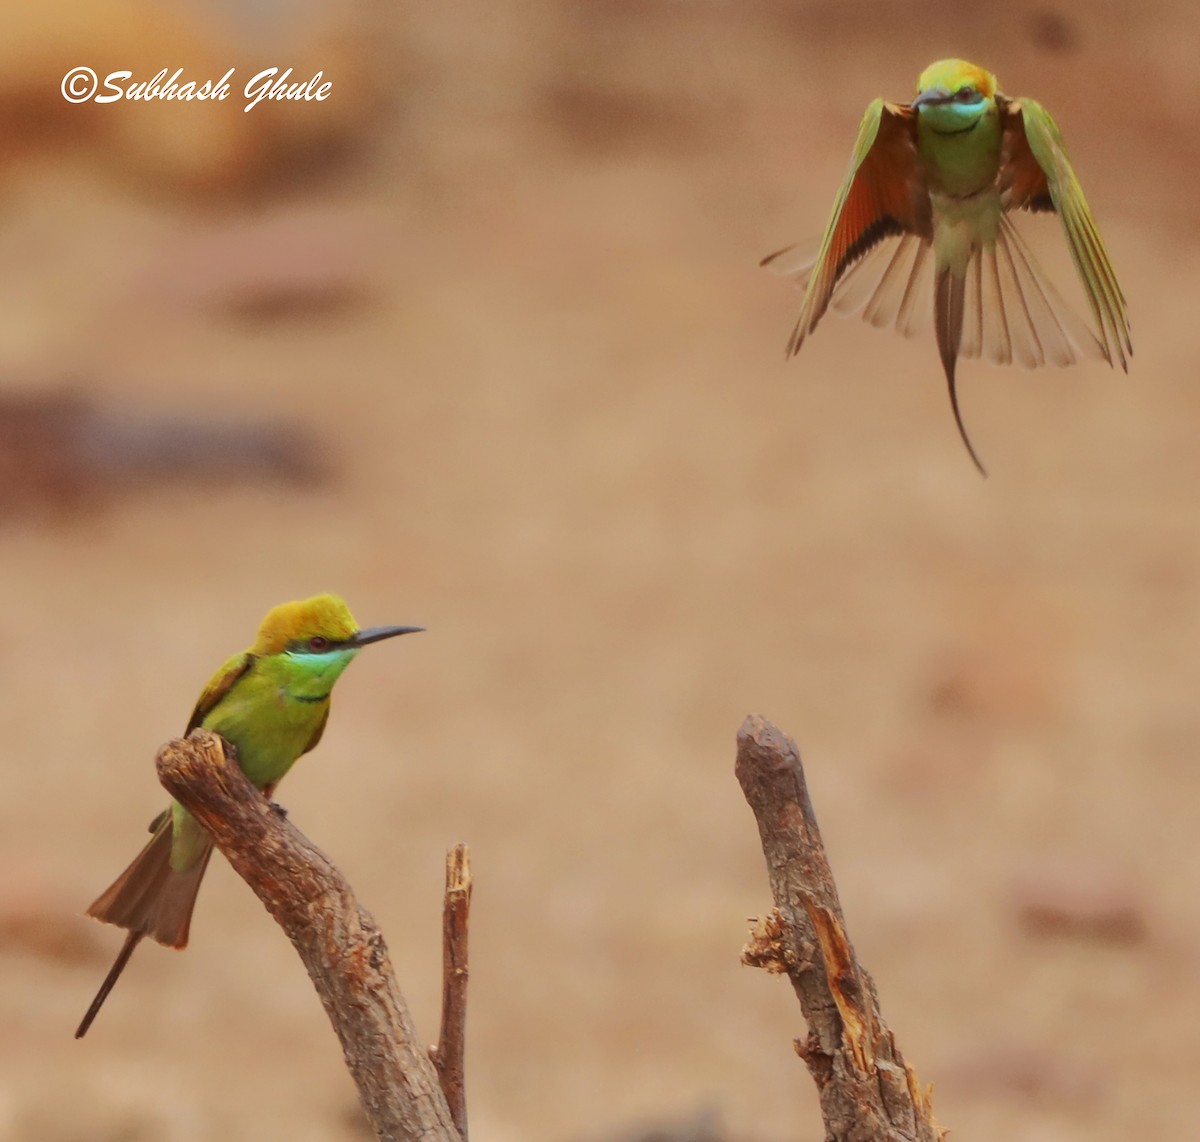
[916,58,997,99]
[251,594,358,654]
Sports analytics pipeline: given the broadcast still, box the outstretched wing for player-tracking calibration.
[764,99,932,356]
[958,215,1107,370]
[185,651,255,733]
[998,96,1131,370]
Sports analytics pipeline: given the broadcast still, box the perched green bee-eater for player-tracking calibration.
[75,593,423,1039]
[764,58,1132,472]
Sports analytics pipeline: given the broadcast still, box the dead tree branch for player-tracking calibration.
[156,729,462,1142]
[735,714,944,1142]
[430,843,472,1140]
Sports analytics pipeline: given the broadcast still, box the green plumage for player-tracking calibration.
[765,58,1132,472]
[76,594,422,1038]
[162,646,347,872]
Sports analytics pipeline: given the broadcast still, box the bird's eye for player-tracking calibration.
[308,635,329,651]
[956,86,977,102]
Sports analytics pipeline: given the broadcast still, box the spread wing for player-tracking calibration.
[764,99,933,356]
[185,652,255,733]
[998,96,1131,370]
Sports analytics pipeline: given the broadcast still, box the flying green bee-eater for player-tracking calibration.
[764,58,1132,473]
[75,593,423,1039]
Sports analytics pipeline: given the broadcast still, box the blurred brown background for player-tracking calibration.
[1,1,1198,1139]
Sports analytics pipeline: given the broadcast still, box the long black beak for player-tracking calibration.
[352,625,425,647]
[911,86,952,110]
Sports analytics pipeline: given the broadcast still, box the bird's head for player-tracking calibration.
[251,593,423,690]
[911,59,997,132]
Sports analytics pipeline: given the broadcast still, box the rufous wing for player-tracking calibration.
[766,98,933,356]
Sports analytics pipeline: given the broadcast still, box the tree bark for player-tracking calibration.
[429,843,472,1140]
[156,729,462,1142]
[735,714,944,1142]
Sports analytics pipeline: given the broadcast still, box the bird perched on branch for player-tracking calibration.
[75,593,423,1038]
[764,58,1131,473]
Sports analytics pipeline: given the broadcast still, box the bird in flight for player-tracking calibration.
[764,58,1131,473]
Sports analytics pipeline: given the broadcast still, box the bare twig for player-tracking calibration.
[735,714,944,1142]
[430,843,472,1139]
[156,729,461,1142]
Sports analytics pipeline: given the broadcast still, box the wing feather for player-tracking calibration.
[959,216,1105,370]
[773,230,934,338]
[769,99,932,357]
[999,96,1131,370]
[861,233,933,335]
[185,652,255,734]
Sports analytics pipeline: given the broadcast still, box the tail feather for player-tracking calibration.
[935,265,987,476]
[75,930,143,1038]
[77,822,213,1037]
[86,822,212,949]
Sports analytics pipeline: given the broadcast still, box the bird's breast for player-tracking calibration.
[203,681,327,788]
[917,111,1002,199]
[929,188,1003,274]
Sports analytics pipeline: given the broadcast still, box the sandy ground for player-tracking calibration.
[3,2,1200,1140]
